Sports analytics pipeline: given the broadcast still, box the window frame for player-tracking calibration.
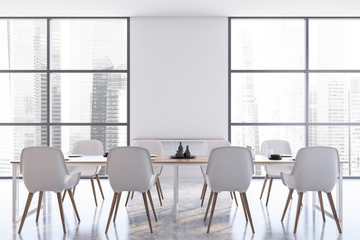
[0,17,130,171]
[229,17,360,176]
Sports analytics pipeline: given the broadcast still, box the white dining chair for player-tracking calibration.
[280,146,342,233]
[200,140,231,206]
[260,140,293,206]
[133,140,164,206]
[204,146,254,233]
[63,140,105,206]
[105,146,158,233]
[18,146,81,234]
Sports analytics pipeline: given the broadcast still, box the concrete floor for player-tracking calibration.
[0,177,357,240]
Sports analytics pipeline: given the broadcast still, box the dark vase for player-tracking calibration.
[184,145,191,158]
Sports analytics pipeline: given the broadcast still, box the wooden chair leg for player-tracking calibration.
[155,180,163,206]
[125,191,131,207]
[157,178,164,200]
[207,192,218,233]
[113,192,122,221]
[90,177,98,206]
[230,191,233,199]
[62,190,66,202]
[260,174,268,199]
[200,181,207,200]
[68,189,81,222]
[18,193,34,233]
[73,186,76,196]
[56,192,66,234]
[147,190,158,221]
[294,192,303,233]
[239,191,248,222]
[105,193,118,233]
[318,191,326,222]
[36,191,43,222]
[327,192,342,233]
[233,191,239,206]
[131,191,134,199]
[281,189,294,222]
[201,186,208,207]
[142,192,153,233]
[95,174,105,200]
[204,191,214,222]
[265,177,273,206]
[242,193,255,234]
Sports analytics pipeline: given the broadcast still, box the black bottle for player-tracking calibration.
[175,142,184,158]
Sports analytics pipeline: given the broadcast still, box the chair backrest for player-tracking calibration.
[72,140,104,155]
[204,140,231,155]
[261,140,292,155]
[206,146,253,192]
[20,146,69,193]
[106,147,155,192]
[133,140,164,155]
[291,147,339,193]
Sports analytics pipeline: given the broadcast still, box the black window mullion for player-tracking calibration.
[47,18,51,146]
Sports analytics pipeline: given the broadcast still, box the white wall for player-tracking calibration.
[130,18,228,181]
[130,18,228,141]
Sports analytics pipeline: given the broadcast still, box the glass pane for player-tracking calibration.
[0,19,47,70]
[0,126,46,176]
[51,19,127,70]
[50,73,127,123]
[51,126,127,155]
[231,126,305,154]
[310,19,360,69]
[350,126,360,176]
[231,19,305,70]
[309,126,349,175]
[231,125,305,175]
[309,73,360,123]
[0,73,47,123]
[231,73,305,123]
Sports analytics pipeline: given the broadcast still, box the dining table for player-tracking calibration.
[11,155,346,223]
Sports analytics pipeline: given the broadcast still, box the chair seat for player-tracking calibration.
[153,165,163,176]
[64,172,81,191]
[280,172,296,189]
[111,174,158,193]
[265,165,292,178]
[200,166,206,176]
[67,165,100,177]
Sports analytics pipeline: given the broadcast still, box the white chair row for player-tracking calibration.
[202,145,342,234]
[18,142,342,235]
[18,145,159,234]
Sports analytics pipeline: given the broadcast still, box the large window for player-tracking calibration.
[230,18,360,176]
[0,18,129,176]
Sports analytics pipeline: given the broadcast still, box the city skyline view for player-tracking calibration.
[231,19,360,176]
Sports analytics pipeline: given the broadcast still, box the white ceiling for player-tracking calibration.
[0,0,360,17]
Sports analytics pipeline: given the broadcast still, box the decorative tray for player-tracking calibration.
[170,155,196,159]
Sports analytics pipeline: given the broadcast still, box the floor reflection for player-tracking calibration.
[1,179,357,239]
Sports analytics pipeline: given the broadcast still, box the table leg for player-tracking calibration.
[173,165,179,221]
[336,163,343,222]
[12,164,19,222]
